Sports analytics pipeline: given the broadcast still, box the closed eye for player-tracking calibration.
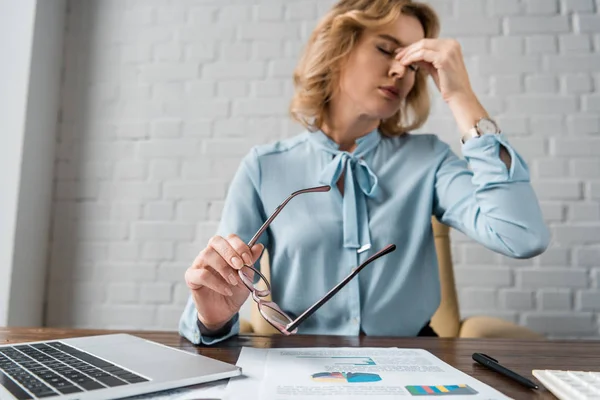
[408,64,419,72]
[376,46,394,57]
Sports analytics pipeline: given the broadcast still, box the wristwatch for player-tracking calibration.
[461,117,501,144]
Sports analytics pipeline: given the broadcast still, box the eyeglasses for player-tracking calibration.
[237,185,396,335]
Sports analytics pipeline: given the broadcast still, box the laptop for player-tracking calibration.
[0,333,241,399]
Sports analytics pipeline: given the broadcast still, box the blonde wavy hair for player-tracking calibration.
[290,0,440,136]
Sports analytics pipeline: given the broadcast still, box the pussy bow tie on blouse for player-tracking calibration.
[308,129,382,252]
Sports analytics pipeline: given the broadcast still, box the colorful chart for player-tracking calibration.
[406,384,478,396]
[311,372,382,383]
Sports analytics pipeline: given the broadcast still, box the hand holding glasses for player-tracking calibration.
[237,185,396,335]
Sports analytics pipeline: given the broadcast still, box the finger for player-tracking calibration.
[203,247,243,287]
[208,235,245,270]
[250,243,264,263]
[400,48,439,67]
[185,267,233,297]
[395,38,441,60]
[226,234,254,266]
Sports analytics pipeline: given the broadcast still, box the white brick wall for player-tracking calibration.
[48,0,600,337]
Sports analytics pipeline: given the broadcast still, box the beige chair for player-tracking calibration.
[240,217,544,339]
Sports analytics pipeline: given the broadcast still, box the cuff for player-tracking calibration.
[461,133,530,184]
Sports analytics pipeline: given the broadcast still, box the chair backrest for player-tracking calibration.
[250,217,461,337]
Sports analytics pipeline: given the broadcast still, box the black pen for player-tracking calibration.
[472,353,539,390]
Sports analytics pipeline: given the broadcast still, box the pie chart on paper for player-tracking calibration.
[311,372,382,383]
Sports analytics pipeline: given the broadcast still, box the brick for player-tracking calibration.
[538,247,571,267]
[140,283,172,304]
[546,55,600,72]
[254,3,284,21]
[153,82,184,102]
[202,61,265,79]
[575,15,600,32]
[575,247,600,266]
[491,37,524,55]
[107,283,138,304]
[525,35,558,54]
[218,42,250,62]
[525,0,559,13]
[122,44,152,63]
[488,0,522,15]
[97,306,155,328]
[218,5,251,25]
[203,139,253,156]
[454,267,513,287]
[184,42,215,62]
[251,80,283,97]
[572,159,600,177]
[108,242,139,262]
[554,226,600,245]
[208,201,225,221]
[239,23,300,40]
[176,199,209,221]
[156,305,184,329]
[173,284,190,305]
[540,201,566,222]
[151,119,182,138]
[538,289,572,310]
[551,138,600,156]
[178,26,235,42]
[139,64,198,82]
[459,289,498,310]
[99,182,160,201]
[534,158,569,178]
[80,223,128,240]
[583,94,600,111]
[115,122,148,139]
[507,95,578,114]
[490,75,522,95]
[153,43,182,62]
[137,140,199,158]
[252,41,284,61]
[233,98,288,116]
[525,75,558,93]
[588,182,600,200]
[478,56,540,74]
[182,120,212,137]
[144,202,174,220]
[441,18,501,36]
[85,142,135,160]
[163,182,226,200]
[217,81,249,98]
[577,290,600,310]
[559,34,592,53]
[181,160,212,179]
[114,161,147,180]
[563,75,594,94]
[110,203,141,220]
[561,0,596,12]
[269,59,297,78]
[456,37,489,56]
[463,245,499,265]
[496,116,528,134]
[499,289,535,310]
[285,1,317,20]
[187,81,215,99]
[507,16,570,34]
[524,313,596,335]
[532,180,582,200]
[149,160,180,180]
[157,263,190,283]
[568,202,600,221]
[155,8,185,24]
[517,268,588,287]
[165,99,230,119]
[132,222,195,240]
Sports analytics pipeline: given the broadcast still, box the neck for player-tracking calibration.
[321,97,379,152]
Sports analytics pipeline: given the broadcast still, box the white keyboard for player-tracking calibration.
[532,369,600,399]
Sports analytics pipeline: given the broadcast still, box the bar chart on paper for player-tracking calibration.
[228,347,512,399]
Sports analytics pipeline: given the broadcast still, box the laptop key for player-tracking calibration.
[58,385,83,394]
[0,371,33,400]
[122,375,149,384]
[96,375,128,387]
[79,380,105,390]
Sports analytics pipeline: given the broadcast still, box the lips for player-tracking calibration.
[379,86,399,98]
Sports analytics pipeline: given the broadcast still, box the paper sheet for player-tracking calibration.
[227,347,513,400]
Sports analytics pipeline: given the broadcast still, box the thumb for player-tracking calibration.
[250,243,265,263]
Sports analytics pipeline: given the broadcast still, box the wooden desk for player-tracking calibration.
[2,328,599,400]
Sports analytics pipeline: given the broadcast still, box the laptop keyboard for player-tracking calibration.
[0,341,149,399]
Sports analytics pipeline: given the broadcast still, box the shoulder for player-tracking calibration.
[252,132,311,159]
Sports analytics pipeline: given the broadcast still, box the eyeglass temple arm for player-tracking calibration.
[285,244,396,333]
[247,185,331,248]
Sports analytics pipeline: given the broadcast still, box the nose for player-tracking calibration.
[389,60,408,80]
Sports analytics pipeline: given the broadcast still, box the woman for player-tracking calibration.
[179,0,549,345]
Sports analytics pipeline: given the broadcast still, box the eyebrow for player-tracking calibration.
[377,34,409,47]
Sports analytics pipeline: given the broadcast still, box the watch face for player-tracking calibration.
[477,118,499,135]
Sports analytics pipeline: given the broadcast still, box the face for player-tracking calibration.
[337,13,425,121]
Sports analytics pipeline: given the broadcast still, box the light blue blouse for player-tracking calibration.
[179,129,550,345]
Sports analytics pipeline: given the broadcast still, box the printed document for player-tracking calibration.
[227,347,512,400]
